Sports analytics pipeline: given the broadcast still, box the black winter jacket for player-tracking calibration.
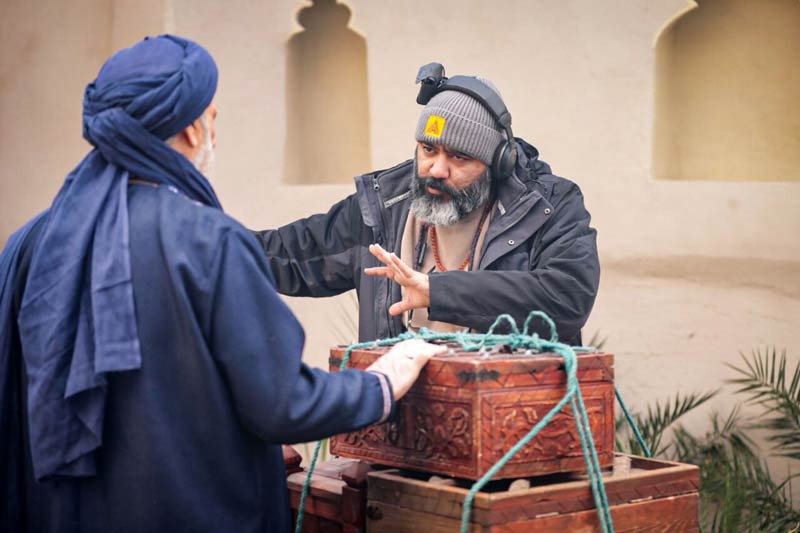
[254,139,600,345]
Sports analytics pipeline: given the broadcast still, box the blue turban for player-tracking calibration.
[17,35,221,480]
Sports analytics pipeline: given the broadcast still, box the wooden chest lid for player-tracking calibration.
[330,344,614,390]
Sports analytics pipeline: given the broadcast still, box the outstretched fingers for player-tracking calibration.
[368,243,392,265]
[388,300,411,316]
[364,266,393,279]
[388,251,415,278]
[367,244,413,284]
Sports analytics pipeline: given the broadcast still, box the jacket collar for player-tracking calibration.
[479,140,554,268]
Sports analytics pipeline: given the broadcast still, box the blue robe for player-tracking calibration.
[1,183,387,532]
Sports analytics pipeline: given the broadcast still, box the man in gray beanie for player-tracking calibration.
[255,67,599,344]
[408,77,502,226]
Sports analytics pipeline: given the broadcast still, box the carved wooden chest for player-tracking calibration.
[365,455,700,532]
[329,345,615,480]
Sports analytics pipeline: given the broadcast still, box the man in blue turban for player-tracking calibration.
[0,35,442,532]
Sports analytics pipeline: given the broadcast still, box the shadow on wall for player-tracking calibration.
[284,0,371,185]
[653,0,800,182]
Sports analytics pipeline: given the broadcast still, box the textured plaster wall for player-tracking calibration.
[1,0,798,485]
[0,0,111,238]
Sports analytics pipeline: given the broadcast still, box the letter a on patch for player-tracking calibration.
[424,115,446,138]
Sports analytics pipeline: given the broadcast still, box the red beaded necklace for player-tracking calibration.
[428,200,493,272]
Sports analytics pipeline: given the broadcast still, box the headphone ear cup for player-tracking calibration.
[492,142,517,181]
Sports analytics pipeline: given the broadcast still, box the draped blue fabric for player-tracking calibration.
[14,34,220,480]
[0,212,48,529]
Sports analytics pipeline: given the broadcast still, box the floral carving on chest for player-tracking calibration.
[412,402,471,460]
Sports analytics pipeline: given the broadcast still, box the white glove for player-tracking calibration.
[366,339,445,401]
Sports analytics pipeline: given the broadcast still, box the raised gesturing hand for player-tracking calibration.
[364,243,430,315]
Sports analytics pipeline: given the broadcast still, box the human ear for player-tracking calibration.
[181,117,204,148]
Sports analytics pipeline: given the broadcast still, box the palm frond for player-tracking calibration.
[616,390,717,457]
[671,410,798,531]
[671,407,757,465]
[726,347,800,459]
[617,346,800,531]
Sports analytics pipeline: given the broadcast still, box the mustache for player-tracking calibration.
[415,176,461,197]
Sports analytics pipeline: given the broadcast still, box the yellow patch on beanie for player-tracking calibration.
[424,115,446,138]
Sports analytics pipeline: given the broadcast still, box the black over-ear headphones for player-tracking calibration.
[415,62,517,180]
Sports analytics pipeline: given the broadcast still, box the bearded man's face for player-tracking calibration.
[410,142,491,226]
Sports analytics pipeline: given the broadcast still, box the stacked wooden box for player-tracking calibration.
[365,455,699,532]
[285,344,700,532]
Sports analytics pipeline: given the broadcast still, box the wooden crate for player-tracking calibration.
[286,456,371,533]
[365,454,700,532]
[330,345,615,480]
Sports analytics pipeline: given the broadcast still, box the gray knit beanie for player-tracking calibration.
[414,76,505,165]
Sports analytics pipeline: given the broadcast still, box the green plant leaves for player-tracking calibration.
[617,390,717,457]
[727,347,800,460]
[616,347,800,532]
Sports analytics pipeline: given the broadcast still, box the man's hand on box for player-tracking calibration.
[366,339,445,400]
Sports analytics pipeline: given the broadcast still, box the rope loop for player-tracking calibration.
[477,314,519,351]
[522,310,558,342]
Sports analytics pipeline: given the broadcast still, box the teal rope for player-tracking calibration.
[293,432,323,533]
[294,312,621,533]
[615,387,652,458]
[571,394,613,531]
[456,329,613,533]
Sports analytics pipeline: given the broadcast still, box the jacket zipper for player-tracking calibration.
[370,175,400,338]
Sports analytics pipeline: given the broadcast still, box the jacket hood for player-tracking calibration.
[514,137,552,179]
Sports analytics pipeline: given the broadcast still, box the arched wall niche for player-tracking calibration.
[653,0,800,182]
[284,0,371,185]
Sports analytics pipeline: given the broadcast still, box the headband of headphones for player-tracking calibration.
[415,62,514,140]
[415,62,518,180]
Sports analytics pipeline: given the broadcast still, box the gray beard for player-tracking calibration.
[192,116,216,181]
[409,159,492,226]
